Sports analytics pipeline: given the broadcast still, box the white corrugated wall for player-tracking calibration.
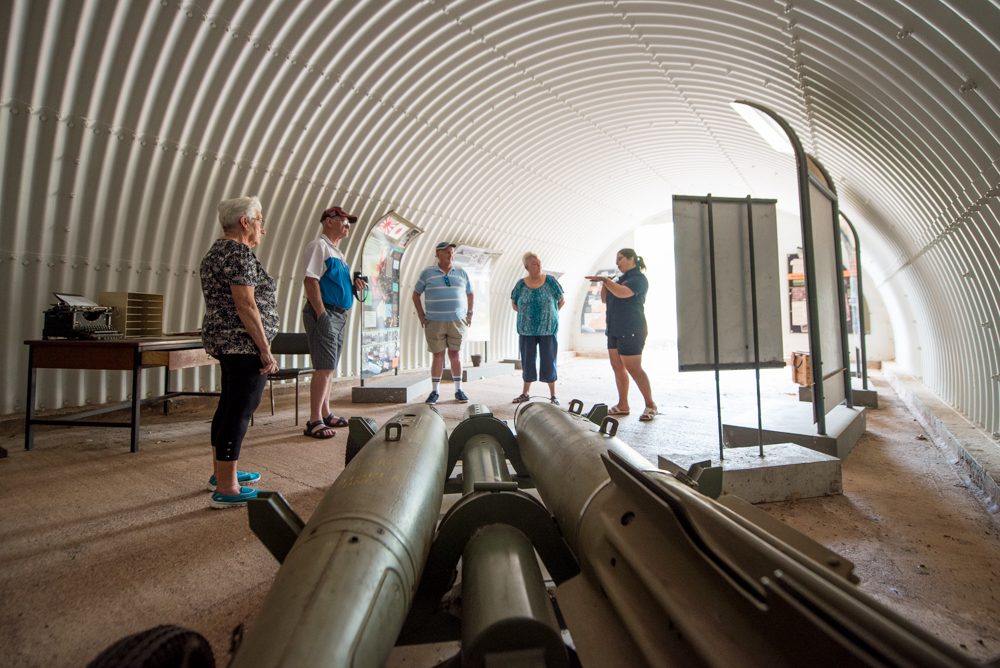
[1,0,998,432]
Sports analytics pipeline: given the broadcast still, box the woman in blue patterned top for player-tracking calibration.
[511,252,565,404]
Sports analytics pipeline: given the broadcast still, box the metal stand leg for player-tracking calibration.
[25,346,36,451]
[706,194,724,462]
[130,351,143,453]
[746,197,764,457]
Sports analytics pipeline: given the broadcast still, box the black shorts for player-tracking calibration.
[607,332,646,356]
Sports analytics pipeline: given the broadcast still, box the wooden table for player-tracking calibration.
[24,337,220,452]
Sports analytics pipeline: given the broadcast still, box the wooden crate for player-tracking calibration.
[791,350,811,386]
[99,292,163,337]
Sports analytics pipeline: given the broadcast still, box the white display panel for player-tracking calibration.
[809,182,848,415]
[673,197,784,371]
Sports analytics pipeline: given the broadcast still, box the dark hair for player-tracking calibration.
[618,248,646,271]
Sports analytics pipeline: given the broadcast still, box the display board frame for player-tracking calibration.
[452,245,502,343]
[357,211,423,384]
[673,196,784,371]
[807,176,852,417]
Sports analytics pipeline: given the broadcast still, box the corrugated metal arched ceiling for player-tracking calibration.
[1,0,998,431]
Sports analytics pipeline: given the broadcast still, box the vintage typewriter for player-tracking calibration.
[42,294,123,340]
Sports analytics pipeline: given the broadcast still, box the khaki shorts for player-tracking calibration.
[424,318,467,353]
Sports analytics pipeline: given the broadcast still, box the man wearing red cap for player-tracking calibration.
[301,206,367,438]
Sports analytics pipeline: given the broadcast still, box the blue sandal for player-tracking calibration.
[207,471,260,491]
[209,486,258,509]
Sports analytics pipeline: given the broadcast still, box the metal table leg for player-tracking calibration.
[25,345,36,451]
[164,366,171,415]
[130,350,143,453]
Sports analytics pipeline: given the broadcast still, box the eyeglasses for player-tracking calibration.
[443,276,451,287]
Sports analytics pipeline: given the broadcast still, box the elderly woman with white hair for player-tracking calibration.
[510,251,565,403]
[200,196,279,509]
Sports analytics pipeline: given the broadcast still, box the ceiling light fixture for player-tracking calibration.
[730,101,794,155]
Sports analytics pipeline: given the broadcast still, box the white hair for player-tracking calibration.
[218,196,262,233]
[522,251,540,267]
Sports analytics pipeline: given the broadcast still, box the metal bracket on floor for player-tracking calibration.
[586,403,608,425]
[658,458,724,500]
[345,416,379,465]
[248,491,305,564]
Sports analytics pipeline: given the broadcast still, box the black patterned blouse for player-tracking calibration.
[200,239,279,356]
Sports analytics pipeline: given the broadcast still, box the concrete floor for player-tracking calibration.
[1,353,999,666]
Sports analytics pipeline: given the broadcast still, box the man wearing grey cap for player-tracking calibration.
[302,206,367,438]
[412,241,474,404]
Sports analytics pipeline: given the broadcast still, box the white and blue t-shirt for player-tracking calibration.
[414,265,472,322]
[302,236,353,310]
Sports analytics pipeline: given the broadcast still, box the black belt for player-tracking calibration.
[323,303,348,315]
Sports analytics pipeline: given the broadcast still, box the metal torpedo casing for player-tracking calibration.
[516,402,979,668]
[515,401,653,555]
[230,405,448,668]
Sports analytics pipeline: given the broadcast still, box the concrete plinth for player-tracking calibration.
[351,373,431,403]
[660,443,842,503]
[799,377,879,408]
[442,362,516,382]
[501,358,523,370]
[723,403,866,460]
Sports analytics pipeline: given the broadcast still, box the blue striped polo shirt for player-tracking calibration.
[414,265,472,321]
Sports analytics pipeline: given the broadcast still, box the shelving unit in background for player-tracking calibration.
[99,292,163,338]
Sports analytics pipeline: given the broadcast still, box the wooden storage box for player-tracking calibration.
[791,350,811,386]
[99,292,164,337]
